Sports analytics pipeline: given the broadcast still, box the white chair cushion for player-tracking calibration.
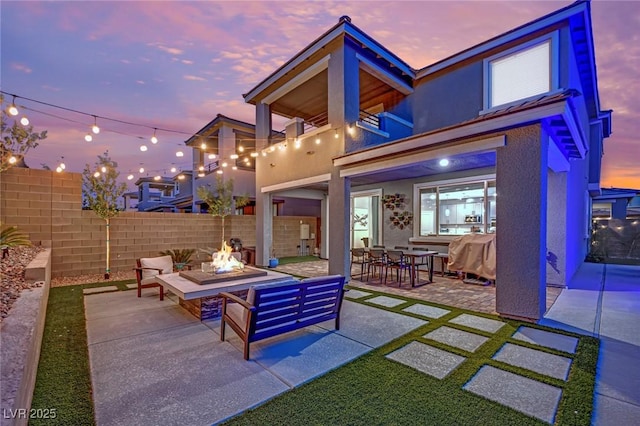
[226,303,247,332]
[139,255,173,279]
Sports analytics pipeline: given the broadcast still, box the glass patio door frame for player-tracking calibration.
[350,189,383,248]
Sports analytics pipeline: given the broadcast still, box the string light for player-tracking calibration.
[9,156,17,164]
[140,145,148,152]
[93,171,100,178]
[127,174,134,180]
[216,170,223,174]
[334,129,339,139]
[20,116,29,126]
[84,133,93,142]
[91,115,100,134]
[150,128,158,144]
[230,154,239,159]
[101,166,107,173]
[176,151,184,157]
[154,175,161,181]
[232,166,238,170]
[200,142,207,149]
[315,138,321,145]
[208,153,216,159]
[250,152,258,158]
[59,156,66,170]
[8,96,18,116]
[170,166,177,173]
[139,166,145,173]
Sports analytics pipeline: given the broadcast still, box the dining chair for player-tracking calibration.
[366,248,386,282]
[350,247,368,281]
[385,250,410,286]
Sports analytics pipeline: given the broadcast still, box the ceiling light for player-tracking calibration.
[334,129,339,139]
[200,142,206,149]
[208,153,216,159]
[250,152,258,158]
[230,153,239,159]
[439,158,450,167]
[238,146,244,152]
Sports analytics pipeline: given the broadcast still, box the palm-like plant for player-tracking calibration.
[1,223,31,258]
[159,248,195,270]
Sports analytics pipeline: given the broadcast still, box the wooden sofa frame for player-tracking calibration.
[220,275,347,360]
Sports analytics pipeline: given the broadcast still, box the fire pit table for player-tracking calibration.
[155,266,294,320]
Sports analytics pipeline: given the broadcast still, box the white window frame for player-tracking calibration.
[482,32,559,113]
[413,174,496,239]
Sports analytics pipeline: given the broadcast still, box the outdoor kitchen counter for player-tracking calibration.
[155,268,294,320]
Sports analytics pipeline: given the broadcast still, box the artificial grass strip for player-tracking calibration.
[29,280,134,426]
[224,287,598,426]
[276,255,322,265]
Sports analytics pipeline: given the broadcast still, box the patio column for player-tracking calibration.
[255,191,272,267]
[328,169,350,278]
[495,125,547,320]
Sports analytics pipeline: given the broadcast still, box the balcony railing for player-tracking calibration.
[359,110,380,129]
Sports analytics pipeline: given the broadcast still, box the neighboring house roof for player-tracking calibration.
[134,176,174,186]
[184,114,256,147]
[593,188,640,201]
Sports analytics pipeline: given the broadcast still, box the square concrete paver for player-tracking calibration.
[402,304,450,319]
[493,343,572,381]
[344,289,372,299]
[464,365,562,424]
[83,286,119,295]
[367,295,407,308]
[512,326,579,354]
[449,313,505,333]
[386,341,466,379]
[424,326,489,353]
[125,283,138,290]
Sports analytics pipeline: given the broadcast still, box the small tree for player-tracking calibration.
[1,94,47,171]
[82,152,127,279]
[197,175,249,246]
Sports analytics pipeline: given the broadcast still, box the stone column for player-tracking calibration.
[495,125,547,320]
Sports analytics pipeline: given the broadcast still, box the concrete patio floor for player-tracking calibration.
[83,260,639,425]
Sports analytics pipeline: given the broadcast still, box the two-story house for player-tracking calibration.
[243,1,612,321]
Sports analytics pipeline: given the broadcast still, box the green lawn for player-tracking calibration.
[29,281,597,425]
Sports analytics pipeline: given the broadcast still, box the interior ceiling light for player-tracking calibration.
[230,153,239,159]
[200,142,207,149]
[151,128,158,144]
[91,116,100,134]
[176,151,184,157]
[20,116,29,126]
[208,153,216,159]
[439,158,450,167]
[8,96,19,116]
[250,152,258,158]
[140,145,148,152]
[85,133,93,142]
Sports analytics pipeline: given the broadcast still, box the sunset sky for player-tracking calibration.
[1,0,638,190]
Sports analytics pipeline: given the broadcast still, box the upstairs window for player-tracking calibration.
[484,34,557,110]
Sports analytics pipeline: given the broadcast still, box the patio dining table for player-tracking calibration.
[363,248,438,287]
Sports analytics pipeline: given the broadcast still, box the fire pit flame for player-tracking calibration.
[211,241,244,273]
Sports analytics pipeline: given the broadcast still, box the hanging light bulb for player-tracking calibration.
[56,166,63,173]
[154,175,161,181]
[232,166,238,170]
[208,153,216,159]
[20,116,29,126]
[178,174,185,180]
[59,157,66,170]
[216,170,223,174]
[198,172,205,177]
[230,153,239,159]
[93,171,100,178]
[150,128,158,144]
[262,151,267,157]
[170,166,176,173]
[200,142,207,149]
[238,146,244,152]
[85,133,93,142]
[250,152,258,158]
[140,145,148,152]
[176,151,184,157]
[315,138,321,145]
[139,166,145,173]
[198,165,204,171]
[334,129,339,139]
[8,96,19,116]
[9,156,17,164]
[127,174,134,180]
[222,161,228,167]
[294,139,301,149]
[91,116,100,134]
[101,166,107,173]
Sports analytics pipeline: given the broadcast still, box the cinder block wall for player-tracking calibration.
[1,168,317,276]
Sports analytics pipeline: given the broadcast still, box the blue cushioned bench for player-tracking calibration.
[219,275,347,360]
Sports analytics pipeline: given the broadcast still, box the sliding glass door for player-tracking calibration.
[350,190,382,248]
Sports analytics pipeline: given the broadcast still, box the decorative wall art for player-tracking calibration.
[352,213,368,228]
[389,211,413,229]
[382,193,407,210]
